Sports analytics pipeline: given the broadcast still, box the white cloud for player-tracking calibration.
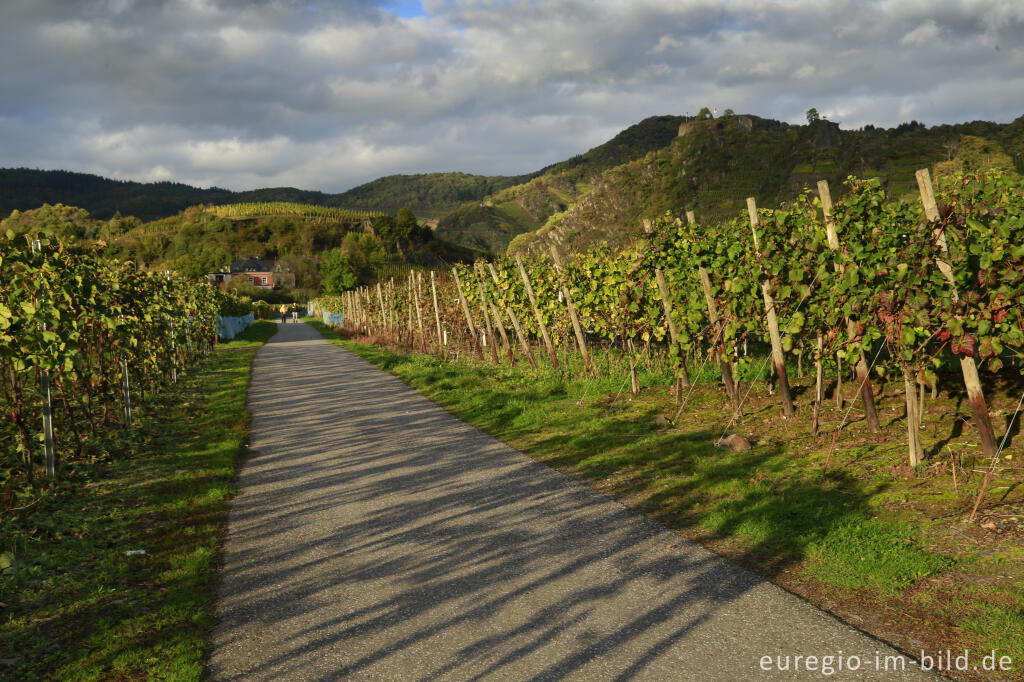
[0,0,1021,193]
[650,35,685,54]
[900,20,941,46]
[792,64,816,79]
[35,19,94,46]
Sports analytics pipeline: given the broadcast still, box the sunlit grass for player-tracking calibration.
[0,339,262,680]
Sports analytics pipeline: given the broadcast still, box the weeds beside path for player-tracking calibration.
[0,320,275,681]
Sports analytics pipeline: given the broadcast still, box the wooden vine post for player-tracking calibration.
[687,211,739,406]
[903,368,925,465]
[364,288,370,330]
[627,338,640,394]
[746,197,795,416]
[168,319,177,384]
[474,264,502,364]
[120,356,132,427]
[549,245,592,375]
[489,302,517,366]
[487,263,537,369]
[641,219,690,400]
[915,168,998,460]
[29,245,58,477]
[812,334,824,436]
[817,180,882,434]
[452,267,483,360]
[387,278,396,330]
[407,276,414,342]
[414,272,426,352]
[515,254,559,369]
[376,282,387,332]
[40,367,56,478]
[429,271,443,353]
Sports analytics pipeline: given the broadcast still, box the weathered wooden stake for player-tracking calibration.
[376,282,387,331]
[641,219,690,400]
[818,179,882,433]
[549,245,592,375]
[169,319,177,383]
[903,368,925,465]
[429,272,443,352]
[452,267,483,360]
[747,197,795,415]
[41,370,56,478]
[627,338,640,394]
[918,377,926,426]
[916,168,998,460]
[474,264,501,364]
[812,333,824,436]
[407,276,414,338]
[698,265,739,407]
[515,254,559,369]
[387,278,396,330]
[688,209,737,405]
[489,302,517,366]
[487,263,537,369]
[121,357,132,427]
[687,211,738,405]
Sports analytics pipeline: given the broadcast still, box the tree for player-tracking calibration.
[394,207,418,241]
[278,254,320,292]
[696,107,714,121]
[319,248,357,294]
[370,214,396,242]
[339,232,385,284]
[806,108,820,125]
[723,108,735,117]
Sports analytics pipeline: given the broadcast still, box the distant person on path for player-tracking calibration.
[280,304,289,323]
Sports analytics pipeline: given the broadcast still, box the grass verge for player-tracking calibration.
[309,320,1023,680]
[0,319,275,680]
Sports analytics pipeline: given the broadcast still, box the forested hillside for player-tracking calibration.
[0,169,533,224]
[329,172,537,217]
[504,113,1024,255]
[0,202,482,301]
[434,115,686,251]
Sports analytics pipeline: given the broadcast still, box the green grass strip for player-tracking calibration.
[0,320,275,680]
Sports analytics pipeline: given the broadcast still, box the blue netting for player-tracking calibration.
[216,312,254,340]
[323,311,345,327]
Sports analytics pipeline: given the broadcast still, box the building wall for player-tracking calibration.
[245,272,275,288]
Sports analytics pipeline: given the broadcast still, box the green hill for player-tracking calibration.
[500,113,1024,256]
[327,171,537,218]
[434,115,686,251]
[0,169,532,224]
[1,201,484,301]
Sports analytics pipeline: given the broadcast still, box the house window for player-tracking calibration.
[247,276,254,284]
[261,276,268,285]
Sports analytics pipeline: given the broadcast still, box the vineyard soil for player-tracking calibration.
[311,321,1024,681]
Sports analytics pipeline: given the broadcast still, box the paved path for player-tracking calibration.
[208,321,934,681]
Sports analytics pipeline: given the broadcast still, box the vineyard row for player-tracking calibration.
[207,202,384,222]
[314,168,1024,517]
[1,235,229,493]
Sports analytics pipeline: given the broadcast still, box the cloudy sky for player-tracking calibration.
[1,0,1021,192]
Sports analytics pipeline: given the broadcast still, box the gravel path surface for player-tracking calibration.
[208,321,935,681]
